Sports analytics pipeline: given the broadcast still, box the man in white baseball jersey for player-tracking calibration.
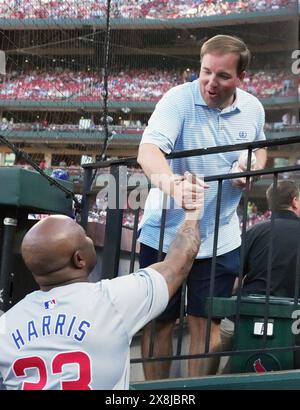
[0,188,202,390]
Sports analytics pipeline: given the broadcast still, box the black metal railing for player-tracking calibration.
[81,135,300,375]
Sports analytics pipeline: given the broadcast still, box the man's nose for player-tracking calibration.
[208,75,218,86]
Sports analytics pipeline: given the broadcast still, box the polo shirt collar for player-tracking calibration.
[193,80,207,106]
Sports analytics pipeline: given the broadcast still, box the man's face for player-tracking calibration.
[294,193,300,217]
[199,52,245,109]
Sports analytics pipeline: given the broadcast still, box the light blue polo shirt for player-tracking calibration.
[139,79,266,258]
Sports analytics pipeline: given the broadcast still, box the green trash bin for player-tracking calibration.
[209,296,300,373]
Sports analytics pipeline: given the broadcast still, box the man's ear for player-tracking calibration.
[291,195,300,213]
[238,70,246,83]
[72,250,86,268]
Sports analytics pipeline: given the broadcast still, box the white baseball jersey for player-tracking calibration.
[0,268,168,390]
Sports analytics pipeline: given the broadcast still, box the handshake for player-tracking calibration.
[230,150,260,189]
[171,171,209,218]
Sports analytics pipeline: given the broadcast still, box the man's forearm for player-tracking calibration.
[137,143,177,196]
[149,211,200,298]
[255,148,267,170]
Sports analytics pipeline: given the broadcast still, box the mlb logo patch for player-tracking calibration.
[44,299,57,310]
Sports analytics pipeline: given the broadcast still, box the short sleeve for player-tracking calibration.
[140,89,183,154]
[102,268,169,338]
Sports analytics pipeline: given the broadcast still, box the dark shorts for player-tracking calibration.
[139,243,240,321]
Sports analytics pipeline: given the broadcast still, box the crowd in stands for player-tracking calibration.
[0,69,180,102]
[0,119,147,133]
[0,68,297,103]
[88,208,142,228]
[88,200,272,229]
[239,201,272,228]
[265,115,299,131]
[245,209,272,226]
[1,118,299,134]
[0,0,295,21]
[243,71,297,99]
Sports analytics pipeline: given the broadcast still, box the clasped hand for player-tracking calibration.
[172,171,209,210]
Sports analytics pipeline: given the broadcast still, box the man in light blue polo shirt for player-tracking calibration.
[137,35,267,379]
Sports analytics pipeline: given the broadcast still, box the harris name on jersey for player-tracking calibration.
[11,314,91,350]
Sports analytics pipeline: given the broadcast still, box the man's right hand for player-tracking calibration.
[172,171,209,210]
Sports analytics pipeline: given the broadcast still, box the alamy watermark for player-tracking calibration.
[291,310,300,335]
[291,50,300,75]
[94,167,206,219]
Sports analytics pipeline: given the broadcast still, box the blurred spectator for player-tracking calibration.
[42,119,49,130]
[291,115,297,125]
[282,112,291,126]
[0,117,8,130]
[39,159,46,170]
[182,68,198,82]
[242,179,300,296]
[51,168,70,181]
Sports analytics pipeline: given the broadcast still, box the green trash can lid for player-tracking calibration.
[207,295,300,318]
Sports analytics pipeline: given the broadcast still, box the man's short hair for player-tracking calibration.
[200,35,251,75]
[266,180,300,211]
